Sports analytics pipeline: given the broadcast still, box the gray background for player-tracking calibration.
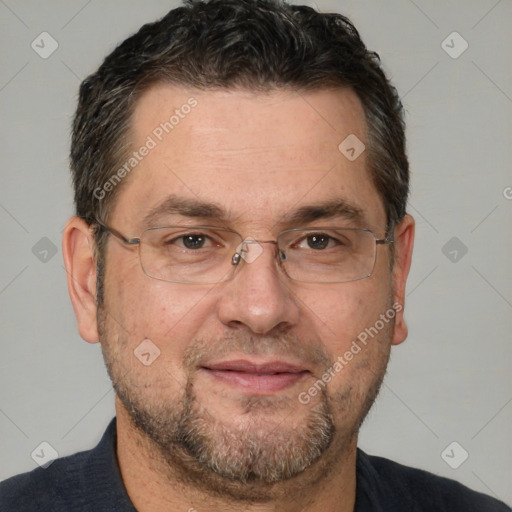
[1,0,511,504]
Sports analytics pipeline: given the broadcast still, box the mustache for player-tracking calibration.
[182,331,332,374]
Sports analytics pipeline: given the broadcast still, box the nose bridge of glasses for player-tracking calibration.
[232,238,279,266]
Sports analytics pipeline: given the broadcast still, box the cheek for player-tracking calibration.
[104,259,216,363]
[295,278,392,359]
[301,284,394,410]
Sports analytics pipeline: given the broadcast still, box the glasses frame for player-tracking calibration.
[95,221,394,284]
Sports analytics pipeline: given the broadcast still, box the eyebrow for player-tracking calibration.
[142,194,367,229]
[281,199,366,227]
[142,195,227,227]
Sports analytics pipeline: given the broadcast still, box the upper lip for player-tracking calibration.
[202,359,308,374]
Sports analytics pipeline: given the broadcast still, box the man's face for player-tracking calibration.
[97,85,408,494]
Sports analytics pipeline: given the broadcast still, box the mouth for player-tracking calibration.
[200,359,310,394]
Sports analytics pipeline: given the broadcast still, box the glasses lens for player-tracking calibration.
[277,228,377,283]
[140,226,242,283]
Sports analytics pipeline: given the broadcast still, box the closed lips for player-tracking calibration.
[200,360,311,394]
[202,360,308,374]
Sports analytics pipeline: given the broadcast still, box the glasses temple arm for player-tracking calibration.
[95,221,140,245]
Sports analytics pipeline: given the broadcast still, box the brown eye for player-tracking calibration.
[181,234,206,249]
[306,234,331,250]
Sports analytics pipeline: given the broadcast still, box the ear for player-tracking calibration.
[390,214,415,346]
[62,216,100,343]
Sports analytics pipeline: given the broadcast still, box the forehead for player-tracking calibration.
[114,84,386,232]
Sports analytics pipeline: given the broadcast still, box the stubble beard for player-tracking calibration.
[98,307,391,502]
[115,380,339,501]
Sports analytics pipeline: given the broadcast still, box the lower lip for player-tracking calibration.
[202,369,309,394]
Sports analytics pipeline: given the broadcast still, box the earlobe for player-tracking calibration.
[390,214,415,346]
[62,216,100,343]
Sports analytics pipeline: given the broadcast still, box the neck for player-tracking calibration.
[115,402,358,512]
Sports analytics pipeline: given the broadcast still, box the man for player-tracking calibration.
[0,1,509,510]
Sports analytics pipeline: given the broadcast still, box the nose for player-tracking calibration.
[217,240,300,335]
